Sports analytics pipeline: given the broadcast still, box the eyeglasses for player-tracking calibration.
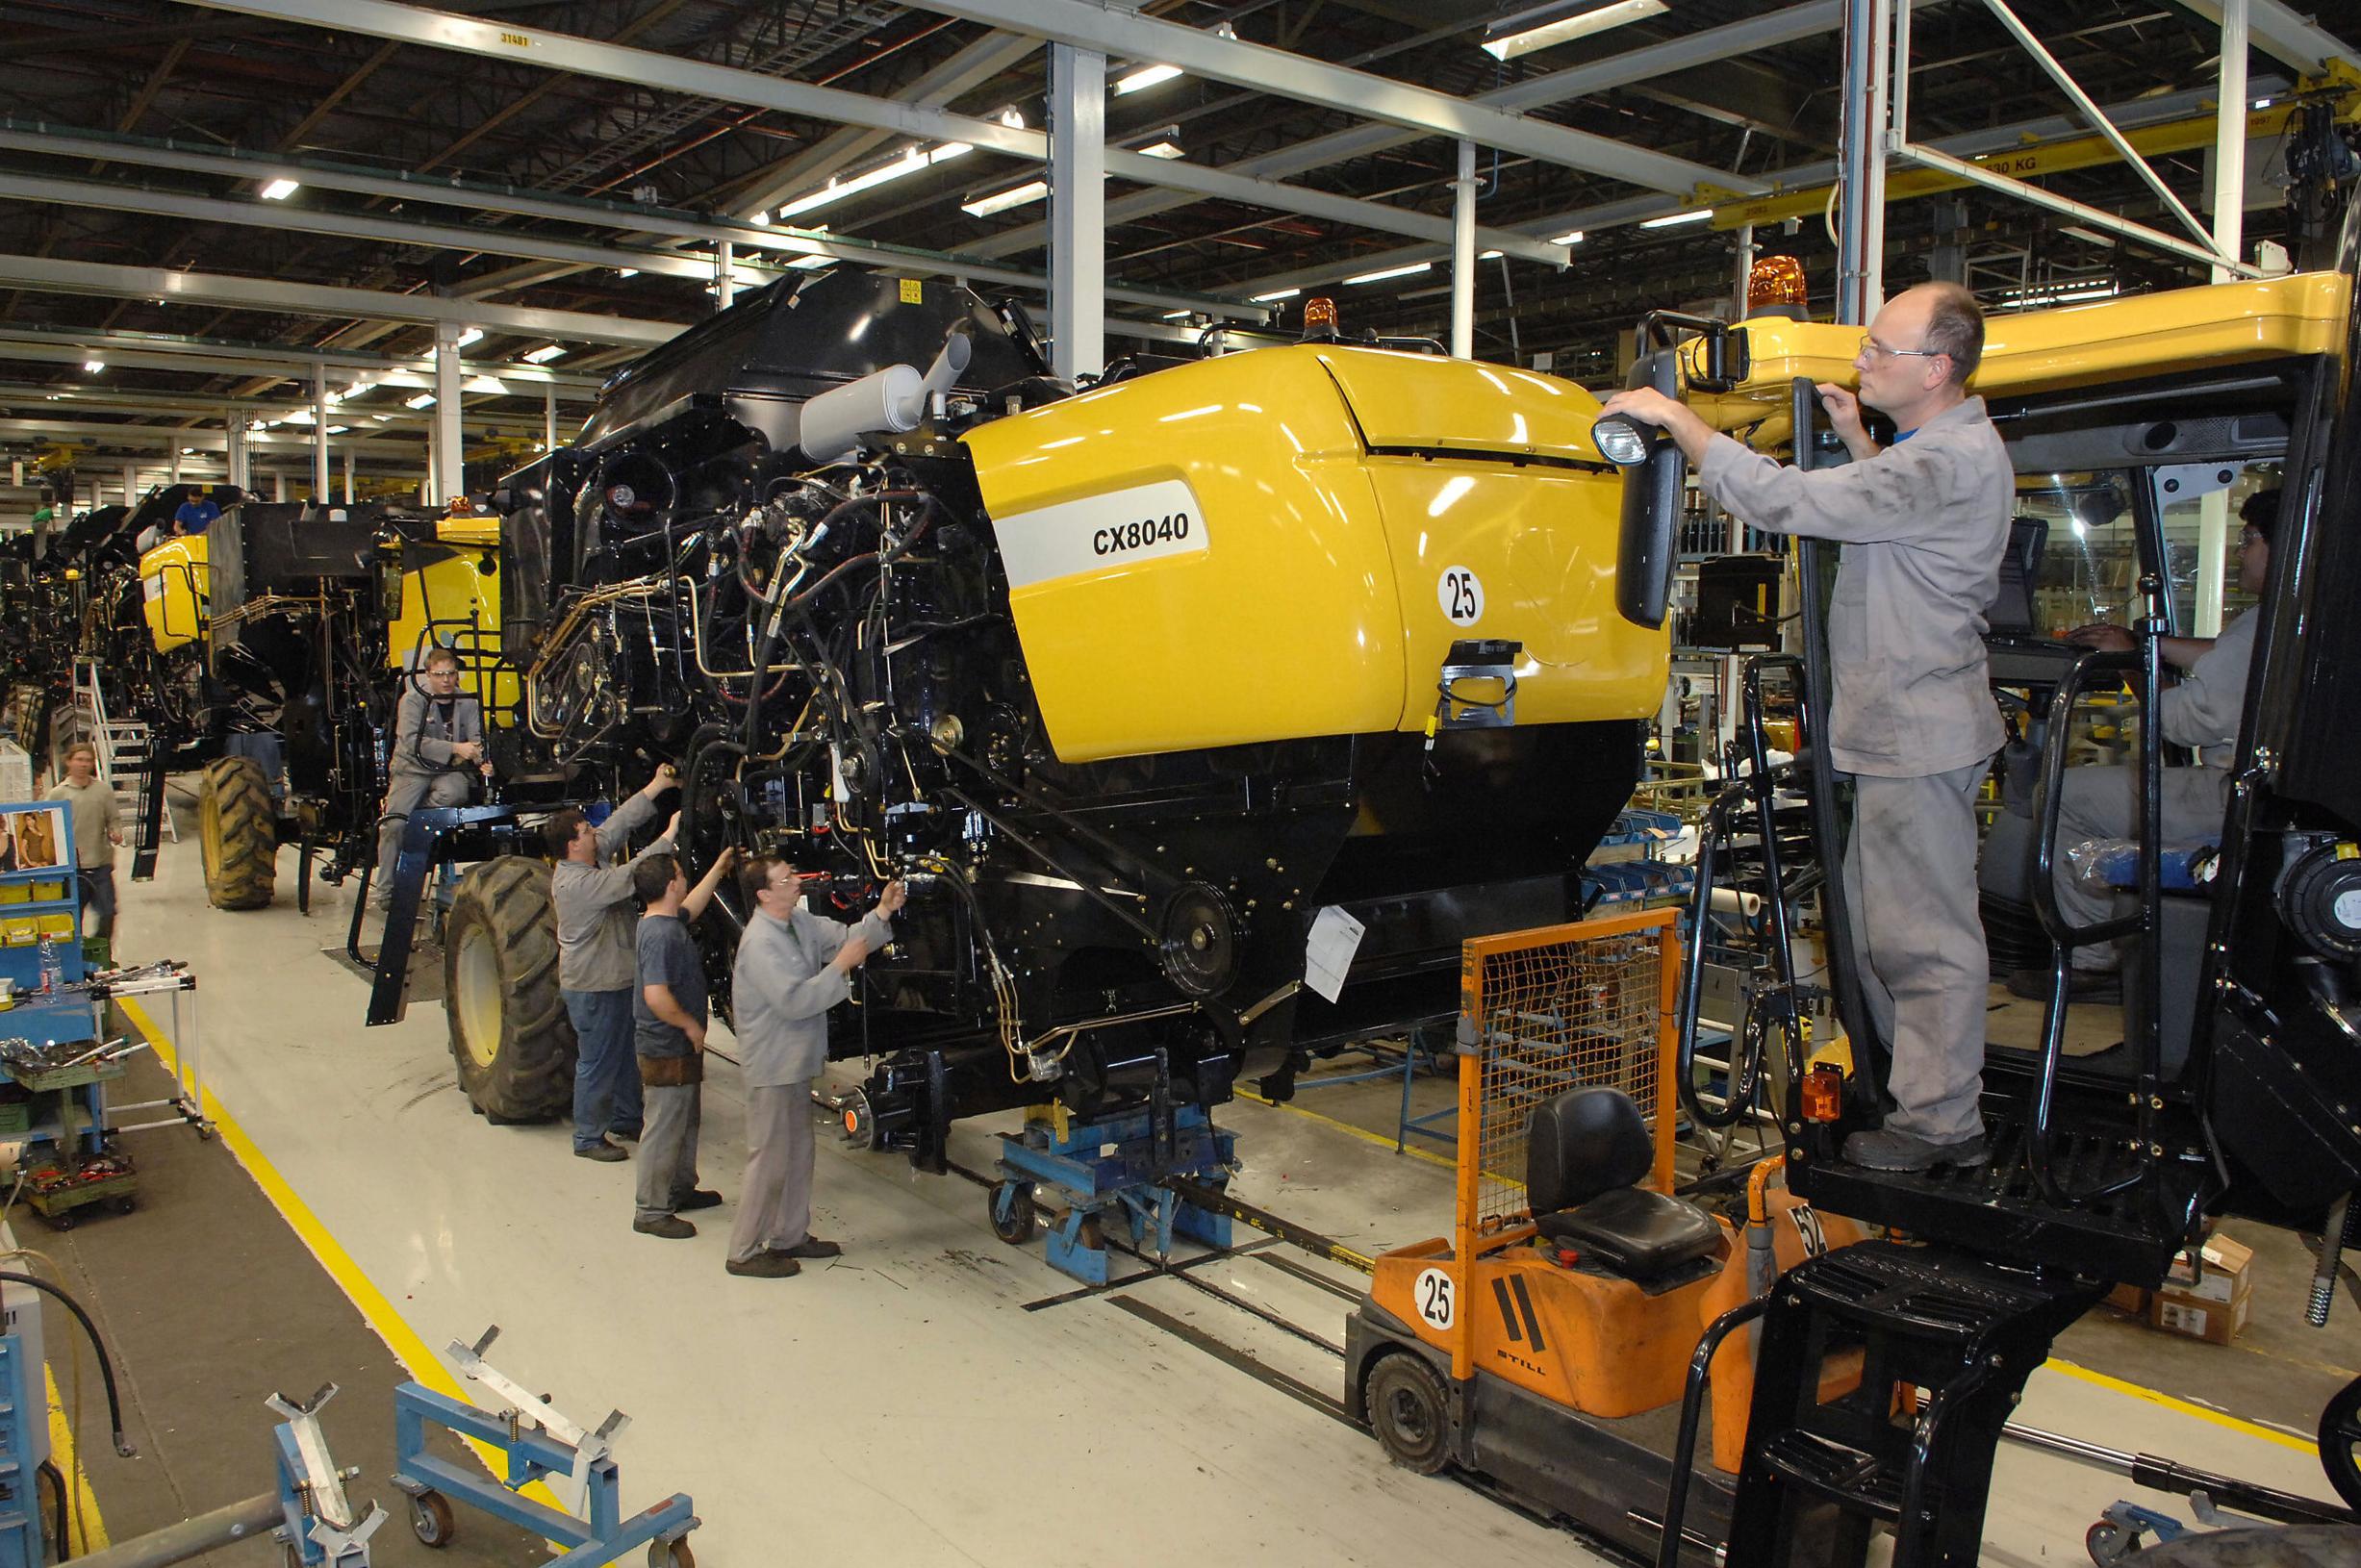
[1859,334,1945,363]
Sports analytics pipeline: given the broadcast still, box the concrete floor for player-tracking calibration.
[53,794,2361,1566]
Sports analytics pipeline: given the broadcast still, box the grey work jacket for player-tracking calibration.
[550,793,673,994]
[1697,395,2014,778]
[2160,608,2257,770]
[732,906,894,1089]
[390,683,486,781]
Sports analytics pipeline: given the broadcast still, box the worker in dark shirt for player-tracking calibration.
[628,847,736,1239]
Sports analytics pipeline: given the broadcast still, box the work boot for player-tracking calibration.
[676,1190,724,1211]
[633,1216,696,1240]
[1843,1127,1991,1173]
[573,1140,628,1163]
[2004,966,2122,1004]
[774,1236,842,1260]
[725,1252,801,1278]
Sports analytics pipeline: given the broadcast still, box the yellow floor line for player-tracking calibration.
[1233,1084,1460,1173]
[44,1363,107,1555]
[114,997,564,1512]
[2044,1354,2317,1455]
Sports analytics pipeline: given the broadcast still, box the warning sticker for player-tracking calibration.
[898,278,924,304]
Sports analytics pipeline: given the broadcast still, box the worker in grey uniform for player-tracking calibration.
[2016,488,2278,1001]
[724,855,905,1278]
[374,645,489,908]
[1600,281,2013,1172]
[546,764,680,1161]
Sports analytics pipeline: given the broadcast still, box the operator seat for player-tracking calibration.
[1527,1087,1722,1285]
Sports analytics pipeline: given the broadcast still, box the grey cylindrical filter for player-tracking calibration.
[797,364,925,466]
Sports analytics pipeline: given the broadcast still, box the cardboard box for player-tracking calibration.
[2102,1281,2148,1317]
[2148,1290,2252,1346]
[2146,1229,2255,1345]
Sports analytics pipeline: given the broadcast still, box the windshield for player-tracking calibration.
[2011,471,2137,636]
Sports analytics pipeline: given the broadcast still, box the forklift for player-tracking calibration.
[1346,239,2361,1565]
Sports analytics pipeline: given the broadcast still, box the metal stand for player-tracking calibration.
[269,1383,386,1568]
[991,1104,1236,1285]
[390,1327,698,1568]
[94,969,206,1138]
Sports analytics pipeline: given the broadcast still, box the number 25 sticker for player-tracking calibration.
[1437,566,1484,626]
[1413,1267,1455,1329]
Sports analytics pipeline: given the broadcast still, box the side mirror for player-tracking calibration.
[1608,348,1686,630]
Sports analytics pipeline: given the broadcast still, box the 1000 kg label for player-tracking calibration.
[1094,513,1191,556]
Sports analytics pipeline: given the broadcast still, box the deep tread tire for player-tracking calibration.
[1364,1352,1454,1476]
[198,755,277,909]
[444,857,576,1121]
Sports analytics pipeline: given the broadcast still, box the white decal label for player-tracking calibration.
[2336,890,2361,930]
[141,573,165,602]
[993,478,1206,589]
[1413,1267,1455,1330]
[1437,565,1484,626]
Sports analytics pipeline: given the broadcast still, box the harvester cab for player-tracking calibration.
[1416,251,2361,1564]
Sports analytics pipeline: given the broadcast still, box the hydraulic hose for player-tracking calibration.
[0,1271,135,1456]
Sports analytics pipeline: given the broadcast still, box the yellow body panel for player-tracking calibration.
[386,522,518,719]
[960,345,1666,763]
[138,535,210,654]
[1688,270,2353,441]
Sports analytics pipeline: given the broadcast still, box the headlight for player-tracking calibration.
[1590,413,1658,468]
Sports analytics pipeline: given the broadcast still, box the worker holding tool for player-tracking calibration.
[628,845,736,1240]
[1599,281,2013,1173]
[547,763,682,1162]
[374,645,492,911]
[2017,488,2280,1002]
[724,857,903,1279]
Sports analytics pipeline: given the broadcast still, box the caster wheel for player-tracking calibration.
[648,1538,695,1568]
[47,1212,73,1232]
[112,1197,136,1216]
[2085,1520,2137,1565]
[410,1489,455,1548]
[194,1125,215,1142]
[2319,1373,2361,1510]
[989,1180,1037,1246]
[1364,1352,1454,1476]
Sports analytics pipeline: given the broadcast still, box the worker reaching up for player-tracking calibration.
[1600,281,2013,1173]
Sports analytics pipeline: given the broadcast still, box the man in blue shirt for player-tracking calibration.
[172,494,220,536]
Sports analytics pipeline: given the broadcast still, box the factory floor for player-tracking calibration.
[41,792,2359,1567]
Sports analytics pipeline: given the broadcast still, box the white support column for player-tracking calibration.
[224,417,248,493]
[715,239,735,312]
[273,471,288,502]
[2195,493,2230,637]
[311,360,330,502]
[545,383,558,454]
[169,448,183,486]
[1734,222,1758,317]
[433,321,464,506]
[1450,140,1477,361]
[1047,42,1105,382]
[2213,0,2249,283]
[120,461,137,507]
[343,446,356,504]
[1835,0,1891,324]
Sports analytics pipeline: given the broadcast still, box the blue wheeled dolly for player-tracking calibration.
[391,1328,699,1568]
[990,1103,1237,1285]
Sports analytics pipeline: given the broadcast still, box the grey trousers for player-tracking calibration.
[1842,760,1992,1145]
[374,769,471,903]
[2052,764,2231,971]
[728,1081,814,1264]
[634,1079,703,1226]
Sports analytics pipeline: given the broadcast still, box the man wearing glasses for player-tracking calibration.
[2024,489,2280,1002]
[1600,281,2013,1174]
[374,644,491,910]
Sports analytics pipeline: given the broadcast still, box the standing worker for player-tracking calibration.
[374,645,491,910]
[1600,281,2013,1173]
[724,857,904,1278]
[46,742,121,955]
[547,764,681,1162]
[629,845,737,1239]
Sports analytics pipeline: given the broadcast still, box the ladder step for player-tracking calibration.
[1756,1431,1904,1521]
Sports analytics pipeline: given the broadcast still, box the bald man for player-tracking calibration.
[1602,282,2013,1172]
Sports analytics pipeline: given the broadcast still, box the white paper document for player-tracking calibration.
[1303,905,1367,1004]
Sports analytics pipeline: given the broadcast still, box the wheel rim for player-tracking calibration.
[1384,1383,1436,1450]
[452,921,505,1070]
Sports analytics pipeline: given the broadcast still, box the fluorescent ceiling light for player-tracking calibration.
[1000,108,1027,130]
[1479,249,1503,260]
[616,267,638,278]
[779,143,970,218]
[2252,97,2272,110]
[343,380,369,397]
[2058,225,2117,246]
[1483,0,1665,60]
[81,360,103,373]
[453,327,483,348]
[1639,208,1714,229]
[405,393,437,410]
[962,180,1048,218]
[748,211,772,226]
[1138,140,1185,160]
[786,255,833,270]
[180,447,199,456]
[1547,230,1587,245]
[325,425,349,434]
[521,344,566,365]
[1162,310,1194,319]
[369,414,392,423]
[1115,63,1182,95]
[1251,287,1301,303]
[259,178,300,201]
[1345,261,1433,285]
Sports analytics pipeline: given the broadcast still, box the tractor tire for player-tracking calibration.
[197,755,278,910]
[443,857,576,1122]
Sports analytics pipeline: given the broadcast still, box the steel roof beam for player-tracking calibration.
[0,417,419,451]
[0,384,520,434]
[163,0,1569,264]
[0,254,680,346]
[2171,0,2355,75]
[0,325,603,394]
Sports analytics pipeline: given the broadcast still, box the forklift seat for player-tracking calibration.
[1526,1088,1722,1284]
